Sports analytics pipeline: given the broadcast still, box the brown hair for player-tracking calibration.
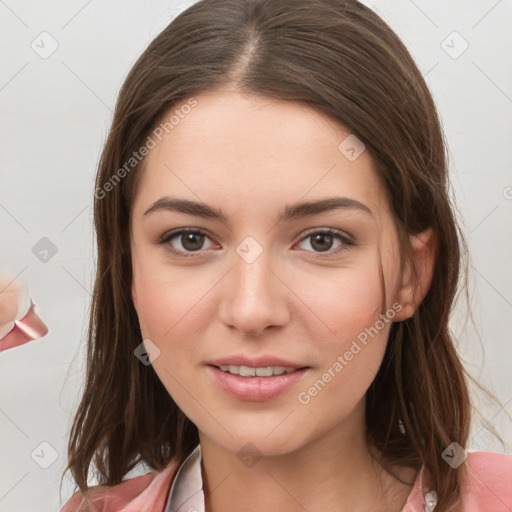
[61,1,499,510]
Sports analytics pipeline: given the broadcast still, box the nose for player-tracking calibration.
[218,245,290,337]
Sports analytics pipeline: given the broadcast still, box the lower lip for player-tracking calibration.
[207,365,309,402]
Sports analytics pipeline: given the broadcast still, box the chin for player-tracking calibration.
[198,419,310,459]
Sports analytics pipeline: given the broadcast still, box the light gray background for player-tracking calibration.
[0,1,511,511]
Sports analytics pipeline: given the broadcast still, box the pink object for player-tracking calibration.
[59,450,512,511]
[0,300,49,351]
[0,277,48,351]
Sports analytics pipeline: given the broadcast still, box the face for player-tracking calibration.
[130,89,410,457]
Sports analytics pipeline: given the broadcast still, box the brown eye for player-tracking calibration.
[296,229,353,255]
[158,229,217,256]
[180,232,206,251]
[309,233,335,252]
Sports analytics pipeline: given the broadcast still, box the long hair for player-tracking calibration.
[62,1,485,510]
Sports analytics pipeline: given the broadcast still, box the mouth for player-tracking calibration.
[206,355,308,372]
[206,362,310,401]
[214,364,305,377]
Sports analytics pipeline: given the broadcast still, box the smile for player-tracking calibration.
[208,365,309,401]
[218,365,296,377]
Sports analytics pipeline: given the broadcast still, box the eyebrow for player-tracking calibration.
[143,196,372,223]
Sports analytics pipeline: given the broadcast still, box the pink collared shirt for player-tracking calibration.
[60,448,512,512]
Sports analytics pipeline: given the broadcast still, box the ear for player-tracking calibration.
[393,228,436,321]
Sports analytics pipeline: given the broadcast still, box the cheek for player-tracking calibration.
[132,265,213,413]
[291,255,384,339]
[296,313,392,441]
[293,255,391,411]
[131,260,216,352]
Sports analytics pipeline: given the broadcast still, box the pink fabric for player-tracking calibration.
[461,452,512,511]
[0,301,48,351]
[60,451,512,512]
[60,461,180,512]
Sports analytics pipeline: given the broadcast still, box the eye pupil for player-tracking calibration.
[311,233,333,252]
[182,233,204,251]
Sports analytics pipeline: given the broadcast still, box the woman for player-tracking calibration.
[55,0,512,510]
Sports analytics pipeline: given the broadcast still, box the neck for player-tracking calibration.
[199,403,416,512]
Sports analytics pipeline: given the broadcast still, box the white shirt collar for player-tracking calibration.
[164,444,205,512]
[164,443,437,512]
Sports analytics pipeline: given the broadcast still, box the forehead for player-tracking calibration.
[132,90,388,223]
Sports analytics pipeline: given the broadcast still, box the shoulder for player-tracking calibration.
[462,450,512,512]
[60,460,180,512]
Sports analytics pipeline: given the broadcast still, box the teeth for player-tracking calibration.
[256,367,273,377]
[239,366,255,377]
[218,365,296,377]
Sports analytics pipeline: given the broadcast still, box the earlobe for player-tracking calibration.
[394,228,436,321]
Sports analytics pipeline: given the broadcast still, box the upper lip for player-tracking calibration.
[207,355,308,369]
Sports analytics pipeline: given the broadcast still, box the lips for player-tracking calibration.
[206,354,310,401]
[206,355,307,369]
[208,365,309,401]
[218,365,296,377]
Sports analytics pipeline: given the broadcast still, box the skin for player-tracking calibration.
[0,280,20,325]
[130,88,435,512]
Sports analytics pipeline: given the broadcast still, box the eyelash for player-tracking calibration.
[157,228,354,258]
